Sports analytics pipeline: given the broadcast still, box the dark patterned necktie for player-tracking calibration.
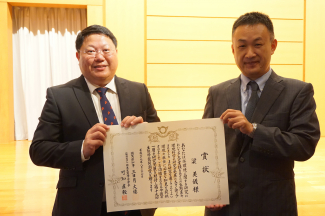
[96,88,129,216]
[96,87,118,126]
[245,81,259,122]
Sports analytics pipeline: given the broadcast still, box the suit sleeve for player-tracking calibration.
[251,83,320,161]
[29,88,83,170]
[143,83,160,123]
[202,87,215,119]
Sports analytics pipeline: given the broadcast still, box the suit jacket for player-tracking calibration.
[30,75,160,216]
[203,71,320,216]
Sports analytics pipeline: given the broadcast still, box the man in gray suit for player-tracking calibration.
[30,25,159,216]
[203,12,320,216]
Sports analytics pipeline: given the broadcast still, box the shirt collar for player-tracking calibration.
[84,76,117,94]
[241,67,272,92]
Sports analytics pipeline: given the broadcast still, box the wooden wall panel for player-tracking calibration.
[147,40,234,63]
[0,2,14,144]
[147,17,303,42]
[147,64,240,87]
[147,0,303,19]
[87,5,103,26]
[306,0,325,135]
[157,111,204,122]
[147,40,302,64]
[271,42,303,64]
[147,16,234,40]
[273,19,303,42]
[271,65,303,81]
[149,88,208,110]
[105,0,145,83]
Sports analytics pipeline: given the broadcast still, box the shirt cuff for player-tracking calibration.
[81,140,90,162]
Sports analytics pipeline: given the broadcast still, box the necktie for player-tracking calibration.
[96,87,118,126]
[245,81,259,122]
[95,89,129,215]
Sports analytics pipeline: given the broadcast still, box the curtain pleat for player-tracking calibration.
[12,7,87,140]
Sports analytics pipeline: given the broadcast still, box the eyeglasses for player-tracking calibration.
[81,49,115,57]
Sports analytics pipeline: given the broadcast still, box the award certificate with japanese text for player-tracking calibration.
[103,118,229,212]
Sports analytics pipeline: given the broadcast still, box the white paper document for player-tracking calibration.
[103,118,229,212]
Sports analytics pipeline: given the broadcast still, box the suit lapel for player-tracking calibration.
[240,71,284,156]
[226,76,244,145]
[226,76,242,111]
[73,75,99,127]
[115,76,131,119]
[251,71,284,124]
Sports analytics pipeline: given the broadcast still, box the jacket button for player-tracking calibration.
[99,183,104,187]
[239,157,245,162]
[239,182,245,189]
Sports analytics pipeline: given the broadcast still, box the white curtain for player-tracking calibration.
[12,7,87,140]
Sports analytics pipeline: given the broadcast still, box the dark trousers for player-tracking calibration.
[101,203,142,216]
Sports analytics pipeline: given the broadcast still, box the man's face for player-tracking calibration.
[231,24,277,80]
[76,34,118,86]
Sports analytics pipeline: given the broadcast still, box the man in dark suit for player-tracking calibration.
[30,25,159,216]
[203,12,320,216]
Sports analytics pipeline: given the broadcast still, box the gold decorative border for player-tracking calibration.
[108,126,222,207]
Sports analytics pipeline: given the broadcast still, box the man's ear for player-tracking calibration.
[271,39,277,55]
[76,51,80,60]
[231,44,235,55]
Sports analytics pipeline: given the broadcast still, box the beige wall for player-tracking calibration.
[0,0,324,143]
[0,2,14,144]
[306,0,325,138]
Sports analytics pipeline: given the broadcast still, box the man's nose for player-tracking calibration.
[94,52,105,60]
[245,47,256,58]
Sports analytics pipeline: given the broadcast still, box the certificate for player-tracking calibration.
[103,118,229,212]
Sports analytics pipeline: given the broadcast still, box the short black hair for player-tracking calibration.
[232,12,274,41]
[75,25,117,51]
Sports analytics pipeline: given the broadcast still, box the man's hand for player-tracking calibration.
[83,123,109,159]
[206,204,226,211]
[220,109,253,135]
[121,116,144,128]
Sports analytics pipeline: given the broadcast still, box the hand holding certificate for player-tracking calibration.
[103,118,229,212]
